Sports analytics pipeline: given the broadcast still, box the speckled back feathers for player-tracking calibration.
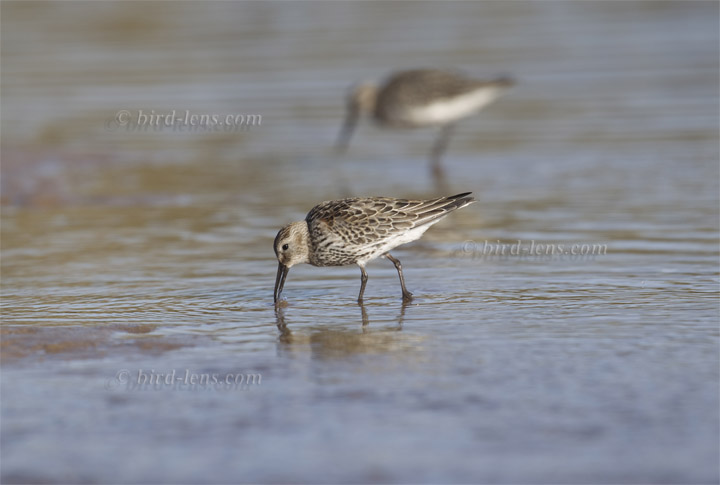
[304,192,475,266]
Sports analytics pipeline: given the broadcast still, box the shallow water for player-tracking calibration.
[1,2,719,483]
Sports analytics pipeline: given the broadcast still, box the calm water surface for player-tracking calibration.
[1,2,718,483]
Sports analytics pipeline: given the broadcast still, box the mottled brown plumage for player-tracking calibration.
[273,192,476,304]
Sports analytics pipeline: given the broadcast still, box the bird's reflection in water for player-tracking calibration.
[274,301,416,360]
[275,306,293,344]
[358,300,410,330]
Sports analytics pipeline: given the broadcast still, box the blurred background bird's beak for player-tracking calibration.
[335,107,359,154]
[274,262,289,303]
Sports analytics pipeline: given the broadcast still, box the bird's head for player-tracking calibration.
[347,82,377,114]
[335,82,377,154]
[273,221,310,303]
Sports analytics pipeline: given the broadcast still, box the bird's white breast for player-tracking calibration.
[404,87,502,126]
[356,223,435,265]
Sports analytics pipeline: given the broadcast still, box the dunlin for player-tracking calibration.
[273,192,476,304]
[336,69,513,176]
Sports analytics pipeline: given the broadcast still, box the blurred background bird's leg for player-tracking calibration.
[430,123,455,179]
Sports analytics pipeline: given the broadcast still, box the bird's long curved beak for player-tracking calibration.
[335,108,359,154]
[274,262,289,303]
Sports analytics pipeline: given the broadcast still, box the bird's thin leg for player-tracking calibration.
[430,123,455,178]
[357,264,369,305]
[385,253,414,302]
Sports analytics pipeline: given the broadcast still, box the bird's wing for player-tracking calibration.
[307,193,475,248]
[381,70,487,102]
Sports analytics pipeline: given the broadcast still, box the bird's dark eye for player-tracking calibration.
[282,244,289,251]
